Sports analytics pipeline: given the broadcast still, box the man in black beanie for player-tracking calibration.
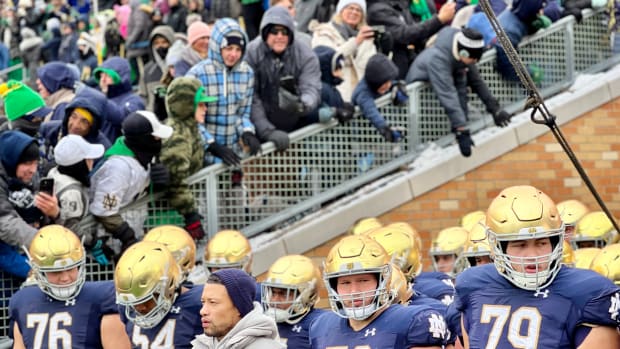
[191,268,284,348]
[406,27,512,157]
[0,130,61,279]
[88,111,173,266]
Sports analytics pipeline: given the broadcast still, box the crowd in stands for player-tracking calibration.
[0,0,617,333]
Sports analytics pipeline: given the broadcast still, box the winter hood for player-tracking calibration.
[208,18,250,67]
[259,6,295,45]
[0,131,37,177]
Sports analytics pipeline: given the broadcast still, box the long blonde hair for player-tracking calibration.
[331,8,367,29]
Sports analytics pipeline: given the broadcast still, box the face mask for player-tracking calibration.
[156,47,169,58]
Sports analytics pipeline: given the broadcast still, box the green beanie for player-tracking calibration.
[0,80,48,121]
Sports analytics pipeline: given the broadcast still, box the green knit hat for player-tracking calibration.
[0,80,50,121]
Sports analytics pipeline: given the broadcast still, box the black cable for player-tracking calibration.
[479,0,620,234]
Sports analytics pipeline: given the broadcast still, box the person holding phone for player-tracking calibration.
[0,130,61,280]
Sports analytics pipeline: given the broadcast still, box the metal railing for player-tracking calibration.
[0,8,616,340]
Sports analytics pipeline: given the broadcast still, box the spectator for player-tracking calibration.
[311,0,376,102]
[126,0,155,83]
[167,0,189,33]
[160,77,212,241]
[39,86,112,167]
[140,25,175,113]
[19,27,44,89]
[191,269,284,348]
[187,0,210,22]
[0,80,52,137]
[245,6,321,151]
[243,0,265,41]
[36,62,77,122]
[76,32,99,82]
[352,53,407,143]
[294,0,323,33]
[48,135,104,233]
[89,111,172,265]
[187,18,260,166]
[41,24,62,63]
[175,21,212,77]
[366,0,456,79]
[312,46,355,124]
[406,27,511,157]
[93,57,146,141]
[58,21,79,64]
[0,131,61,278]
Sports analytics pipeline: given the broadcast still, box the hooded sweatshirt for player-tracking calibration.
[191,303,285,349]
[0,131,40,248]
[37,62,76,122]
[95,57,146,140]
[187,18,255,165]
[245,6,321,138]
[160,77,205,216]
[140,25,176,112]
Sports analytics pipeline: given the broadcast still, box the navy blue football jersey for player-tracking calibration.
[120,284,204,349]
[309,304,447,348]
[409,290,458,345]
[455,264,620,348]
[9,281,118,349]
[413,271,455,306]
[277,308,326,349]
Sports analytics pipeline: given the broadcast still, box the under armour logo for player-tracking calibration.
[291,325,302,333]
[102,193,118,210]
[170,306,181,314]
[534,289,549,298]
[65,299,76,306]
[364,328,376,337]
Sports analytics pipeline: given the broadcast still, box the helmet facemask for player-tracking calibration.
[32,257,86,301]
[262,280,316,324]
[118,276,178,329]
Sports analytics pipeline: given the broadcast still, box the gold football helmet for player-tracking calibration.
[572,211,618,249]
[462,218,492,268]
[115,241,181,329]
[429,226,469,277]
[323,235,392,320]
[574,247,601,269]
[460,210,487,232]
[562,240,575,267]
[486,185,564,291]
[27,225,86,301]
[262,255,321,324]
[348,217,382,235]
[144,225,196,283]
[366,225,421,282]
[590,243,620,285]
[385,222,424,274]
[204,230,252,273]
[389,263,413,305]
[556,199,589,239]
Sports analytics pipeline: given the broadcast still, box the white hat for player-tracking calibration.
[336,0,366,15]
[123,110,173,139]
[55,135,105,166]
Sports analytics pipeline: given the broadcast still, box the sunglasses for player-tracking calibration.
[269,27,289,36]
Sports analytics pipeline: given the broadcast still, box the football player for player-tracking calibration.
[115,240,203,348]
[459,210,486,233]
[461,217,492,268]
[429,226,469,277]
[262,254,326,348]
[309,235,447,348]
[9,225,131,349]
[557,199,589,240]
[574,247,601,269]
[455,185,620,348]
[143,225,197,285]
[203,229,252,273]
[590,243,620,285]
[572,211,618,249]
[348,217,382,235]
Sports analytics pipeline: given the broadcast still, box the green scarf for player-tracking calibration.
[104,137,135,158]
[410,0,433,22]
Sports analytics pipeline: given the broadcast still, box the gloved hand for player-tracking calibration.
[390,81,409,107]
[278,88,306,114]
[335,103,355,124]
[265,129,290,151]
[241,132,262,156]
[532,15,552,30]
[318,106,336,124]
[492,110,511,127]
[377,125,402,143]
[207,142,241,166]
[149,162,170,188]
[184,212,206,241]
[87,237,115,266]
[111,222,138,253]
[455,129,475,157]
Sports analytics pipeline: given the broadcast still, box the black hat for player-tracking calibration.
[456,28,485,60]
[364,54,398,92]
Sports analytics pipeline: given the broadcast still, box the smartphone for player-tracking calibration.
[39,178,54,195]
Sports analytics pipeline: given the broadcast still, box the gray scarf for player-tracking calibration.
[332,21,358,40]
